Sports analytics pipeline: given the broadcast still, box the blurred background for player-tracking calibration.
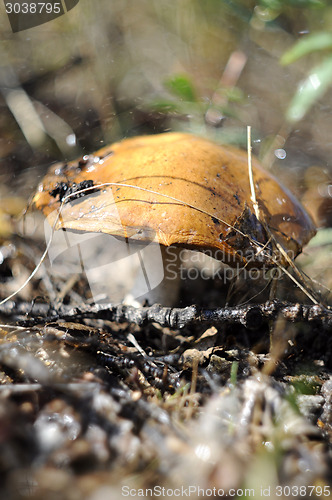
[0,0,331,297]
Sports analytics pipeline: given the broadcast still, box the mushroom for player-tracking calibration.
[33,132,315,305]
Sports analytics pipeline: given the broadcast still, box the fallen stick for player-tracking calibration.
[1,300,331,330]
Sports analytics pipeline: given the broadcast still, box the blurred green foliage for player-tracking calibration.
[281,29,332,122]
[285,56,332,122]
[281,32,332,64]
[260,0,326,8]
[164,75,197,103]
[1,0,332,185]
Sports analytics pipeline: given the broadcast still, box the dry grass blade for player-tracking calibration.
[246,126,325,307]
[247,125,260,222]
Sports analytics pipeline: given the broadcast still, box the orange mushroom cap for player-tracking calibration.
[33,132,315,267]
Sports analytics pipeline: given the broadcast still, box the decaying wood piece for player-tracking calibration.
[1,300,331,330]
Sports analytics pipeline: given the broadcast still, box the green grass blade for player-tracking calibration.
[281,32,332,65]
[286,55,332,122]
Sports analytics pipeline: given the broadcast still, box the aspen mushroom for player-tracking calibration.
[33,132,315,305]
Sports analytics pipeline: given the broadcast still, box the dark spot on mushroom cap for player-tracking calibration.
[101,150,114,160]
[50,179,100,203]
[49,181,70,200]
[233,193,240,206]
